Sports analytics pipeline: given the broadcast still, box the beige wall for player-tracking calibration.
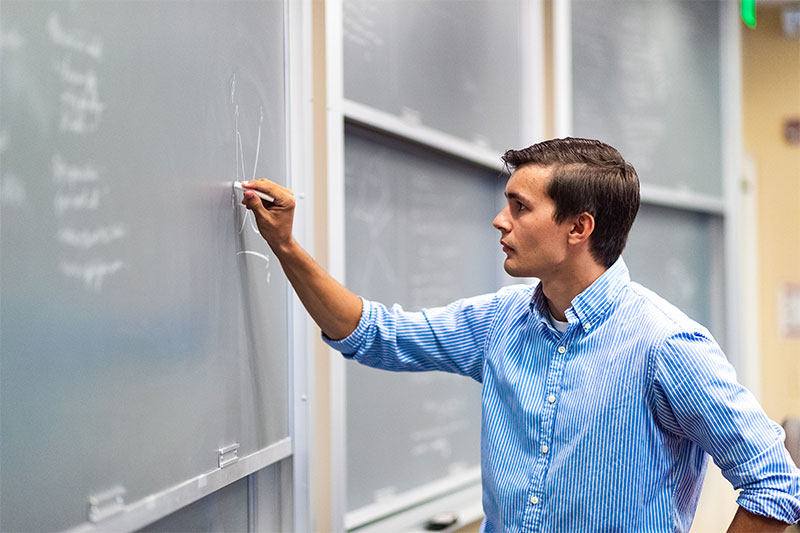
[693,6,800,533]
[744,6,800,423]
[311,1,333,531]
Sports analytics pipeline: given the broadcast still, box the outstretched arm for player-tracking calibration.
[240,179,362,340]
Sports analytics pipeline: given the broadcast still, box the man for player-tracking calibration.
[241,137,800,531]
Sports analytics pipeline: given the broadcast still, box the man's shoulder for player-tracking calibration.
[619,281,709,338]
[494,282,537,308]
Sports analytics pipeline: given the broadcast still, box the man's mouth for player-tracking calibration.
[501,240,514,253]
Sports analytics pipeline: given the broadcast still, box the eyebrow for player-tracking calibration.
[504,191,529,203]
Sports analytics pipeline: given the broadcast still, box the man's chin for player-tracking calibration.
[503,260,532,278]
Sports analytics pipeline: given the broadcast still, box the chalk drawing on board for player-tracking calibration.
[349,156,397,287]
[410,419,468,459]
[232,74,263,236]
[53,187,105,215]
[343,0,385,48]
[0,132,25,206]
[52,154,100,184]
[373,486,398,503]
[58,225,127,250]
[666,257,696,312]
[52,44,105,135]
[236,251,271,279]
[230,73,272,280]
[46,12,103,60]
[60,259,127,292]
[45,15,126,293]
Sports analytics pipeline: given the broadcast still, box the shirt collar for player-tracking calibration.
[530,257,630,331]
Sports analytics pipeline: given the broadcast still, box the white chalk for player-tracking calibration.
[233,181,274,203]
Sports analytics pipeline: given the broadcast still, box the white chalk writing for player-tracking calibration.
[46,11,124,291]
[52,154,100,184]
[59,87,105,134]
[54,188,104,215]
[58,225,127,250]
[231,73,273,283]
[46,12,103,60]
[60,260,126,292]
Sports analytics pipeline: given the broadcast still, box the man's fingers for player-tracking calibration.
[242,179,289,205]
[242,190,269,217]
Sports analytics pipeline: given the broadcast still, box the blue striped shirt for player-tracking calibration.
[324,258,800,531]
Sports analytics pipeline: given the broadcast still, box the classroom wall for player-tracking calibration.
[743,5,800,424]
[311,1,334,531]
[692,6,800,532]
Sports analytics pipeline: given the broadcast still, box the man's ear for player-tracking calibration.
[568,212,595,245]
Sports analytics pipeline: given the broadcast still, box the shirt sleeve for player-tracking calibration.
[649,329,800,524]
[322,292,501,383]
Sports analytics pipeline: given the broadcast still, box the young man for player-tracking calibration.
[241,138,800,531]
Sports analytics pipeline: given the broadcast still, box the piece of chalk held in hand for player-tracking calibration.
[233,181,274,203]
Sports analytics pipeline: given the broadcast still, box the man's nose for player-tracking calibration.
[493,206,510,233]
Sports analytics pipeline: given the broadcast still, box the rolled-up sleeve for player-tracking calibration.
[322,292,501,383]
[651,329,800,524]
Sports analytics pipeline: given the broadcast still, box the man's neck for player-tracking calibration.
[541,261,608,322]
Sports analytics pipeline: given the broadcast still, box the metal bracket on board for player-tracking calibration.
[87,486,126,523]
[218,443,240,469]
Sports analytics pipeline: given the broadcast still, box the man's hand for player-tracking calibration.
[727,506,790,532]
[240,179,296,253]
[240,178,362,340]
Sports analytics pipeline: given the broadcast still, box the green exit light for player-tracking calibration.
[742,0,757,28]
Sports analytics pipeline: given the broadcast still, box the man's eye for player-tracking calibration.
[515,201,527,212]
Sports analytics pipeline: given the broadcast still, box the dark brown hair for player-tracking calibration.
[502,137,640,268]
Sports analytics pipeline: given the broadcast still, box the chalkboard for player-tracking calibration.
[0,1,290,531]
[343,0,526,152]
[344,124,506,515]
[571,0,723,197]
[625,204,725,338]
[570,0,727,342]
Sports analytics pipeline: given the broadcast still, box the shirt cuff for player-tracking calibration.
[321,297,371,355]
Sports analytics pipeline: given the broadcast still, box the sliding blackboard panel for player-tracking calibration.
[344,0,526,152]
[344,125,505,513]
[572,0,722,197]
[0,2,288,530]
[625,204,725,338]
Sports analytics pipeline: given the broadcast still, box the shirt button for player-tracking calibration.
[530,495,539,505]
[557,345,566,354]
[541,445,549,454]
[547,394,556,403]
